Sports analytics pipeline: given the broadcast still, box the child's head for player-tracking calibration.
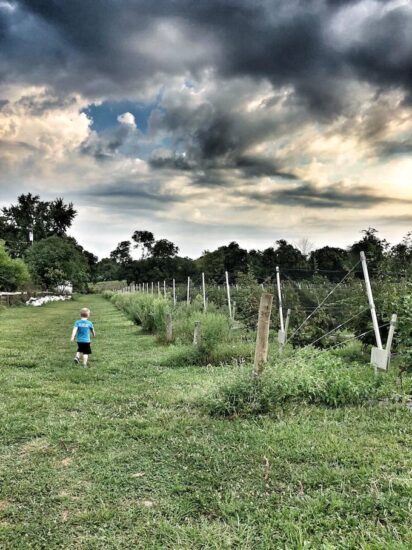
[80,308,90,319]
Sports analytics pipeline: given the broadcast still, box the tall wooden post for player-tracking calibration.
[173,279,176,306]
[284,309,291,343]
[166,313,173,343]
[254,293,274,376]
[193,321,201,346]
[163,280,166,298]
[157,281,160,296]
[151,282,154,294]
[225,271,232,319]
[202,272,206,312]
[187,277,191,305]
[276,266,284,333]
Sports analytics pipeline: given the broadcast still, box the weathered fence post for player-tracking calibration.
[166,313,173,343]
[173,278,176,306]
[163,280,166,298]
[193,321,201,346]
[202,272,206,312]
[187,276,191,305]
[225,271,232,319]
[253,293,274,377]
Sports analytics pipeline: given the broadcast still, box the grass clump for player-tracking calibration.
[110,292,170,334]
[109,291,242,364]
[208,347,406,416]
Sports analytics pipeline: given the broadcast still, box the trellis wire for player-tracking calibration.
[288,261,361,341]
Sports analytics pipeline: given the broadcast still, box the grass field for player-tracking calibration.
[1,295,411,549]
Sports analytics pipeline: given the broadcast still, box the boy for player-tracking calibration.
[71,308,96,368]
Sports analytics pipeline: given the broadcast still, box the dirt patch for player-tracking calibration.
[57,457,73,467]
[0,500,11,511]
[20,438,50,455]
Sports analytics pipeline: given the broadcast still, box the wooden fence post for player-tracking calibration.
[173,278,176,306]
[253,293,274,377]
[202,272,206,312]
[166,313,173,343]
[225,271,232,319]
[187,277,191,306]
[193,321,201,346]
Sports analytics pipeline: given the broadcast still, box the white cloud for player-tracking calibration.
[117,112,136,127]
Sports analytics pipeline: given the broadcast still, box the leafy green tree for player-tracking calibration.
[132,230,155,258]
[349,228,389,272]
[197,242,248,282]
[151,239,179,259]
[309,246,349,280]
[110,241,132,265]
[0,193,76,257]
[26,236,89,290]
[0,241,31,291]
[95,257,121,281]
[386,232,412,277]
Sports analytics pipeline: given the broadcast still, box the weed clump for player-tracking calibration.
[208,347,405,416]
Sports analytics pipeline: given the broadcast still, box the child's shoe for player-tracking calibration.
[74,356,79,364]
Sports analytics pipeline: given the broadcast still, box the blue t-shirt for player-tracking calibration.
[74,319,94,343]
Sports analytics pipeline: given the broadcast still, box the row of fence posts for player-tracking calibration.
[120,252,398,375]
[124,272,238,318]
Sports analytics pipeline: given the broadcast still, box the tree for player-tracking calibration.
[110,241,132,265]
[0,193,76,257]
[95,257,121,281]
[309,246,349,277]
[197,242,248,282]
[26,236,89,290]
[387,231,412,276]
[0,241,30,291]
[151,239,179,259]
[349,228,389,272]
[132,230,155,258]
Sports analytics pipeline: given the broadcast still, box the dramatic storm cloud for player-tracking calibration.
[0,0,411,256]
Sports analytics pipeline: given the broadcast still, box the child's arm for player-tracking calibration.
[71,327,78,342]
[91,328,96,338]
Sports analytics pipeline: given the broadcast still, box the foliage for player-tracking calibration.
[26,236,89,290]
[109,290,235,363]
[91,280,126,292]
[0,240,31,291]
[380,281,412,371]
[2,295,412,548]
[208,347,408,417]
[111,292,170,334]
[0,193,76,257]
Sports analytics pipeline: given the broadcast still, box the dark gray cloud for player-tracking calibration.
[377,139,412,158]
[244,182,412,209]
[79,180,187,211]
[1,0,410,110]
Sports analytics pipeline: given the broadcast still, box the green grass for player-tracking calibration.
[1,295,412,549]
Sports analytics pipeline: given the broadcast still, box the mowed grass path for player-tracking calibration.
[1,295,412,549]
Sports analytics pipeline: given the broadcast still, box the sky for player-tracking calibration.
[0,0,411,259]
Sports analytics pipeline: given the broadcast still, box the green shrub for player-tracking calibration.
[207,347,408,416]
[110,292,170,333]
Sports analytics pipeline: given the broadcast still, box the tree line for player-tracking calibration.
[0,193,411,292]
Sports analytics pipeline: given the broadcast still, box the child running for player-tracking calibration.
[71,308,96,368]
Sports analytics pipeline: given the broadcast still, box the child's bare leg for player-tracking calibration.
[83,354,89,367]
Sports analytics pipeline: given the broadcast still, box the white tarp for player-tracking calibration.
[26,295,72,307]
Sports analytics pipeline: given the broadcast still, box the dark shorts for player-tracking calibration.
[77,342,92,355]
